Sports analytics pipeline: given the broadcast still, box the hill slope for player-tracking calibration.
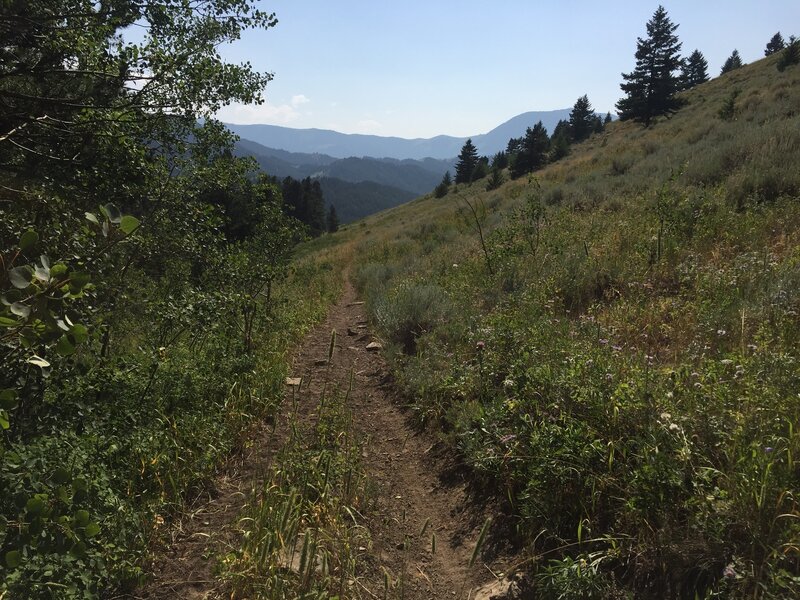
[314,53,800,598]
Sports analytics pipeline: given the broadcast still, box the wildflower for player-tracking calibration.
[476,341,485,350]
[723,564,737,579]
[669,423,680,432]
[764,446,774,453]
[502,378,515,388]
[721,359,733,365]
[599,338,608,345]
[660,412,672,421]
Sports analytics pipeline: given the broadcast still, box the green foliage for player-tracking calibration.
[617,5,685,125]
[455,139,480,184]
[721,49,744,75]
[434,170,452,198]
[485,167,505,191]
[765,32,786,56]
[777,37,800,72]
[569,95,595,142]
[222,382,369,598]
[326,204,340,233]
[718,89,741,121]
[347,56,800,596]
[682,49,710,89]
[0,1,346,597]
[510,122,550,178]
[283,177,327,237]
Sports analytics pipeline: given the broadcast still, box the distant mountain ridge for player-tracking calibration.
[225,109,571,160]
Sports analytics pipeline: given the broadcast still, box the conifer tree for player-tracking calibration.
[455,139,479,184]
[765,32,786,56]
[434,170,452,198]
[681,49,710,89]
[549,119,572,162]
[616,5,684,126]
[604,112,613,125]
[777,36,799,72]
[720,49,744,74]
[510,122,549,178]
[326,204,339,233]
[569,94,595,142]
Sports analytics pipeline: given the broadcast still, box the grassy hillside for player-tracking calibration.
[327,53,800,597]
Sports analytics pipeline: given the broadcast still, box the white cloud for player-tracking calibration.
[215,95,310,125]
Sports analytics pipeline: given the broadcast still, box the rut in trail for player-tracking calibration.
[135,278,523,599]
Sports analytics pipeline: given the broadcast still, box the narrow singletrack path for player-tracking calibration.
[134,277,520,599]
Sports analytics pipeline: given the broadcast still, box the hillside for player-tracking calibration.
[235,137,453,222]
[311,52,800,598]
[225,109,571,160]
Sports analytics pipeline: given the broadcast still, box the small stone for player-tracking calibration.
[347,327,359,336]
[285,377,302,386]
[366,341,383,351]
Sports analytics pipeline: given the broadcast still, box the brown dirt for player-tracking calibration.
[129,278,525,599]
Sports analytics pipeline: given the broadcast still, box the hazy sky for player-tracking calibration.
[215,1,800,138]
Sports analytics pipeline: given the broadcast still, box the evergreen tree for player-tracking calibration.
[765,32,786,56]
[510,122,549,178]
[681,49,710,89]
[303,178,326,236]
[549,119,572,162]
[434,171,451,198]
[720,49,744,74]
[569,94,595,142]
[491,151,508,170]
[326,204,339,233]
[471,156,489,182]
[777,36,799,72]
[485,166,504,191]
[616,5,685,126]
[455,139,479,184]
[506,136,523,155]
[604,112,613,125]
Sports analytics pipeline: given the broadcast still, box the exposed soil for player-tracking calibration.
[130,279,525,599]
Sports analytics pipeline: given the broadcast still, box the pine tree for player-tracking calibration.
[569,94,595,142]
[491,151,508,170]
[777,37,799,72]
[454,139,479,184]
[471,156,489,182]
[326,204,339,233]
[681,49,710,89]
[485,166,504,191]
[720,49,743,75]
[604,112,613,125]
[434,171,451,198]
[549,119,571,162]
[510,122,549,178]
[616,5,685,126]
[765,32,786,56]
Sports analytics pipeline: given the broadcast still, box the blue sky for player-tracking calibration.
[215,1,800,138]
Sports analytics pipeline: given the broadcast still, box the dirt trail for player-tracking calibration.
[134,278,521,599]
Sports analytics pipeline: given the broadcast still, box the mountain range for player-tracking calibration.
[231,108,573,223]
[227,108,571,160]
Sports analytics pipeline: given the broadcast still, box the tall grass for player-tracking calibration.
[345,55,800,598]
